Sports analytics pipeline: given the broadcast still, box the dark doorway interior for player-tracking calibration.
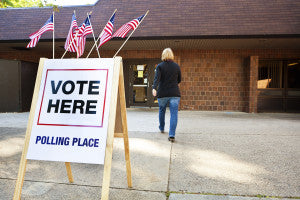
[0,59,38,112]
[123,59,161,108]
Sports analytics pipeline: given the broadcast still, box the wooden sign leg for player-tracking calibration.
[114,60,132,188]
[101,57,121,200]
[13,58,46,200]
[65,162,74,183]
[118,61,132,188]
[13,159,27,200]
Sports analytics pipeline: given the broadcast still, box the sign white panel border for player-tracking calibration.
[26,58,114,165]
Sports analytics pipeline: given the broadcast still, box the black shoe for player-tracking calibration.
[160,130,164,133]
[168,137,175,143]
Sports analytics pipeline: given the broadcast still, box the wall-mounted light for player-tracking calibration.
[288,62,299,66]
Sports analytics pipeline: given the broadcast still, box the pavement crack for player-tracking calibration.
[166,142,173,200]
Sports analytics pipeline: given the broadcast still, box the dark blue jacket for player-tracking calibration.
[152,60,181,98]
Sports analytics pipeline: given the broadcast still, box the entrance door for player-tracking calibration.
[257,59,300,112]
[124,59,160,107]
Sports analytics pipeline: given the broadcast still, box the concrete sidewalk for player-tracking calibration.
[0,109,299,199]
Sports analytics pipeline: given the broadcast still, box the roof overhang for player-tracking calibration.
[1,37,299,54]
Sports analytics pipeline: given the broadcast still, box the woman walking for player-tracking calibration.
[152,48,181,142]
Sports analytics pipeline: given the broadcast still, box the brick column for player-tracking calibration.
[248,56,259,113]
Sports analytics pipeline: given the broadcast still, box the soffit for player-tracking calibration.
[1,38,300,54]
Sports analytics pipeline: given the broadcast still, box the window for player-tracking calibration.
[258,61,283,89]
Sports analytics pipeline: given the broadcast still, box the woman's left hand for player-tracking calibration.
[152,89,157,97]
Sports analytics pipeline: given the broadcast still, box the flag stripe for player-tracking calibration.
[27,14,54,48]
[64,13,78,52]
[76,15,93,58]
[112,14,144,38]
[29,23,54,39]
[98,13,115,48]
[27,35,41,48]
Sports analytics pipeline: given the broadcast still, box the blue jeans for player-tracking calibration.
[158,97,180,138]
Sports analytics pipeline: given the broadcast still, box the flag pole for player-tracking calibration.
[87,12,101,58]
[53,11,55,59]
[86,9,117,58]
[113,10,149,58]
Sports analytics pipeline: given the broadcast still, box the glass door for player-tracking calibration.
[285,59,300,112]
[125,59,160,107]
[132,64,149,106]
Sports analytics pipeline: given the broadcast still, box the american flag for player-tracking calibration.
[64,13,78,52]
[112,14,144,38]
[77,15,93,58]
[27,14,54,48]
[98,13,115,48]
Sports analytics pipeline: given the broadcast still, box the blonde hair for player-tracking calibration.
[161,48,174,61]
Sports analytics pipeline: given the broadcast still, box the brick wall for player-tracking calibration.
[173,49,299,111]
[1,48,299,112]
[177,51,248,111]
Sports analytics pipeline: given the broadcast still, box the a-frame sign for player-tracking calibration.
[13,57,132,200]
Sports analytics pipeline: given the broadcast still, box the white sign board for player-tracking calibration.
[137,65,144,71]
[26,58,114,164]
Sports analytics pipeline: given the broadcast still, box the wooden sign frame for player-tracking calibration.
[13,57,132,200]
